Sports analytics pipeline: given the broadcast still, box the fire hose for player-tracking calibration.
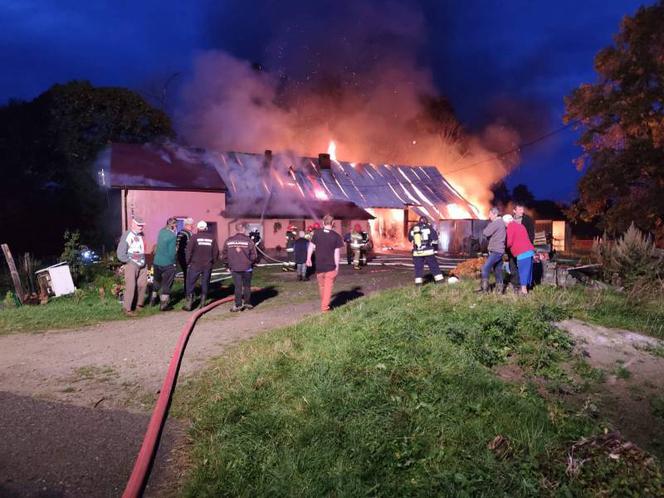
[121,290,258,498]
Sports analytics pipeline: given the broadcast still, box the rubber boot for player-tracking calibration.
[159,294,171,311]
[198,293,207,309]
[182,294,194,311]
[149,291,158,306]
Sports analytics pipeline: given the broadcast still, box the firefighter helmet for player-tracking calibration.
[312,222,321,229]
[419,216,429,225]
[353,224,362,232]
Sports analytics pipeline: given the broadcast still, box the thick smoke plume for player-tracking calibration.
[176,1,520,214]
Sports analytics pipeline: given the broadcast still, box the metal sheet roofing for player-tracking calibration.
[109,143,478,220]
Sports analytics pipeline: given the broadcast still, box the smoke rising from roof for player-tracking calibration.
[176,0,521,214]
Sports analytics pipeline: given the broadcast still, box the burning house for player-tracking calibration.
[107,142,482,253]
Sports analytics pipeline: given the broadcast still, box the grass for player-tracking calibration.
[174,282,664,497]
[0,286,163,334]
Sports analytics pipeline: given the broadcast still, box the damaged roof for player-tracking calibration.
[110,142,227,191]
[109,143,478,220]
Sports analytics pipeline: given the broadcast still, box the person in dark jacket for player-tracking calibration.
[408,216,443,286]
[150,217,177,310]
[508,202,536,291]
[221,223,258,312]
[293,230,310,281]
[176,217,194,292]
[183,221,219,310]
[479,207,506,293]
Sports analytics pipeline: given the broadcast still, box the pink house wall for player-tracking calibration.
[121,188,371,253]
[123,189,227,252]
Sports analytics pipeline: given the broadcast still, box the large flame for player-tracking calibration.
[446,203,472,219]
[327,140,337,161]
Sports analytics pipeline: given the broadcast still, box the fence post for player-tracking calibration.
[1,243,25,304]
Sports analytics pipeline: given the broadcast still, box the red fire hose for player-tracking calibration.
[122,292,256,498]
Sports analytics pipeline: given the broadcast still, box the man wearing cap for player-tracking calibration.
[117,216,147,317]
[183,220,219,310]
[150,217,178,310]
[176,217,194,292]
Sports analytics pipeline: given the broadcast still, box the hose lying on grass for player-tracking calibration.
[122,289,260,498]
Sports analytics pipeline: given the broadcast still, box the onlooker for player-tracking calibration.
[151,217,178,310]
[508,203,536,290]
[513,203,535,243]
[293,230,309,281]
[306,215,344,312]
[222,222,258,312]
[504,214,535,295]
[480,207,505,293]
[176,217,194,292]
[117,216,147,317]
[183,221,219,310]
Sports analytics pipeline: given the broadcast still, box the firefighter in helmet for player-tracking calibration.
[344,224,370,269]
[282,224,298,271]
[408,215,443,285]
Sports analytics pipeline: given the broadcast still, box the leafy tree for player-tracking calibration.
[0,81,173,256]
[564,1,664,243]
[511,184,535,207]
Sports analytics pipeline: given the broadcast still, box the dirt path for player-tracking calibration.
[0,266,413,497]
[557,319,664,457]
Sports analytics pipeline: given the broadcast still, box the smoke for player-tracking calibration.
[176,0,521,215]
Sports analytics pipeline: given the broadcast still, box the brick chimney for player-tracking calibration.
[318,153,331,170]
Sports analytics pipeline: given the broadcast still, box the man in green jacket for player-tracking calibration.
[150,217,178,310]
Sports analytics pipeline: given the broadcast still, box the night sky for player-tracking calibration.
[0,0,649,201]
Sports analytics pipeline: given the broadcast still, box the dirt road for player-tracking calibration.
[0,266,413,496]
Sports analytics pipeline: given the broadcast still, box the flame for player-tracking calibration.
[327,140,337,161]
[446,203,471,219]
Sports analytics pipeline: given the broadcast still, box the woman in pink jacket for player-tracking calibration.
[503,214,535,295]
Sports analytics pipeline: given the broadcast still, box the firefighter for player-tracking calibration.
[408,216,444,285]
[175,217,194,292]
[345,224,369,269]
[183,221,219,310]
[248,227,261,245]
[282,224,298,271]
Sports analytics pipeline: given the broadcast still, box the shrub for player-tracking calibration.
[593,223,664,299]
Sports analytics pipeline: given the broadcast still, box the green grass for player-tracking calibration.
[0,287,163,334]
[175,282,664,497]
[529,285,664,339]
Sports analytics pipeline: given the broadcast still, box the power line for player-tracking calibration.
[443,119,580,176]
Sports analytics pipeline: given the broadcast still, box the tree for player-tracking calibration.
[0,81,173,256]
[511,184,535,207]
[564,1,664,243]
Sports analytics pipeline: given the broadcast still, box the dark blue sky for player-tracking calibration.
[0,0,649,201]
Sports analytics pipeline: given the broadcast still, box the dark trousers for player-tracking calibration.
[231,271,252,307]
[178,257,188,293]
[153,264,176,296]
[186,266,212,297]
[481,252,504,284]
[508,254,520,287]
[413,255,443,283]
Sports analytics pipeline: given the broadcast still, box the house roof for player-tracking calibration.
[108,142,479,220]
[222,198,374,220]
[110,142,227,191]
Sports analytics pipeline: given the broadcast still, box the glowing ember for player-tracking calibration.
[327,140,337,161]
[446,203,471,219]
[314,188,328,200]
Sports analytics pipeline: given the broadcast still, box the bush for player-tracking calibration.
[593,223,664,299]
